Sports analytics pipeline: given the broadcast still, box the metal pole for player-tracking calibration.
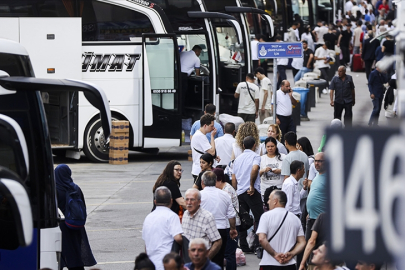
[273,59,277,124]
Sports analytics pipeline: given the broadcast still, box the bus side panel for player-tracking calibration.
[81,44,142,148]
[0,18,19,42]
[19,18,82,80]
[0,228,38,270]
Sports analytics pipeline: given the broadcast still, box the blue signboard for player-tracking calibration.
[257,42,303,58]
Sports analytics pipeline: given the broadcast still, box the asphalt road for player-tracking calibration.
[55,68,393,270]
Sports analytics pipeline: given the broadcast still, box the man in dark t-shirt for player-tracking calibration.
[299,212,326,269]
[294,40,314,82]
[338,25,352,67]
[323,26,338,50]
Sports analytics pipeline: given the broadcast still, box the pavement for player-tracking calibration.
[54,66,390,270]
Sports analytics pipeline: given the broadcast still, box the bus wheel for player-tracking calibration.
[83,117,109,162]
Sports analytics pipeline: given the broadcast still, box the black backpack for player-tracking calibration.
[64,189,87,230]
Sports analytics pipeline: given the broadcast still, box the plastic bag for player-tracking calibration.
[236,248,246,266]
[246,229,255,249]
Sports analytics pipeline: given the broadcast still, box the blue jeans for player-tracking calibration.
[294,67,313,82]
[224,226,239,270]
[369,97,383,126]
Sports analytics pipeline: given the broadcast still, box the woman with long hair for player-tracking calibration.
[55,164,96,270]
[260,124,288,155]
[193,153,214,190]
[152,160,186,214]
[231,122,261,159]
[297,136,315,165]
[259,137,286,194]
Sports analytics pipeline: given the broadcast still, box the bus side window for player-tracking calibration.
[82,0,155,41]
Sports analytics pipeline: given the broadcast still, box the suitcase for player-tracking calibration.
[352,54,365,72]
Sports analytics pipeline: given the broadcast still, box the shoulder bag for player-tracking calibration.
[256,211,289,259]
[245,82,256,103]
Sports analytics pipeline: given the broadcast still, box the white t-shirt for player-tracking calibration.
[273,89,292,116]
[314,26,328,44]
[301,33,315,51]
[251,39,259,60]
[345,0,354,14]
[191,130,212,175]
[257,208,304,266]
[180,50,200,75]
[235,81,260,114]
[315,46,330,69]
[142,206,183,270]
[260,154,286,194]
[259,77,272,110]
[215,134,235,166]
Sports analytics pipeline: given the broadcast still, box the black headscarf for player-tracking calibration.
[55,164,78,193]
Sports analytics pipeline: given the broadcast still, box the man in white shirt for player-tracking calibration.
[254,67,272,123]
[288,22,299,42]
[190,114,218,180]
[282,161,308,219]
[257,190,306,269]
[345,0,354,15]
[272,80,298,141]
[251,36,259,70]
[142,187,183,270]
[180,45,202,113]
[214,123,236,167]
[313,21,329,49]
[274,35,288,90]
[180,45,202,76]
[201,171,237,269]
[232,136,263,252]
[314,42,331,90]
[234,73,259,122]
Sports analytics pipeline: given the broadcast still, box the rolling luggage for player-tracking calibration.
[352,54,365,72]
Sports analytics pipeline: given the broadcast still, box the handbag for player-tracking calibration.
[256,211,289,259]
[234,205,254,232]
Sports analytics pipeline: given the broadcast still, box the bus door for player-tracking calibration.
[142,34,182,148]
[0,114,34,269]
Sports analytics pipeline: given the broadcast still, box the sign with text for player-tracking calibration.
[257,42,303,58]
[325,125,405,264]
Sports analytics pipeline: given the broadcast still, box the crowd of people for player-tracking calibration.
[137,1,399,270]
[142,110,385,270]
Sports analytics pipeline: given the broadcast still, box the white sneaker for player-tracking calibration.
[346,67,351,72]
[322,88,328,94]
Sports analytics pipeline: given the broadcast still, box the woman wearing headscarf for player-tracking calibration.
[55,164,96,270]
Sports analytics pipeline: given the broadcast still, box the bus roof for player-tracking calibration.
[0,39,29,56]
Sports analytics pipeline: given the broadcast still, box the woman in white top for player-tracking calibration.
[301,26,315,51]
[259,137,286,194]
[260,124,287,155]
[231,122,261,159]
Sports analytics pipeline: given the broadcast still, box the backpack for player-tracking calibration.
[64,188,87,230]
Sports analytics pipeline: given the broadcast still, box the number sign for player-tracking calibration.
[325,126,405,263]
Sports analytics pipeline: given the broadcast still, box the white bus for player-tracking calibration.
[0,0,243,162]
[0,38,111,269]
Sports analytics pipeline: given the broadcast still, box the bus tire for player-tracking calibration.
[83,117,109,162]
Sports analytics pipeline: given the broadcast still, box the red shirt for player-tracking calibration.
[378,4,389,11]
